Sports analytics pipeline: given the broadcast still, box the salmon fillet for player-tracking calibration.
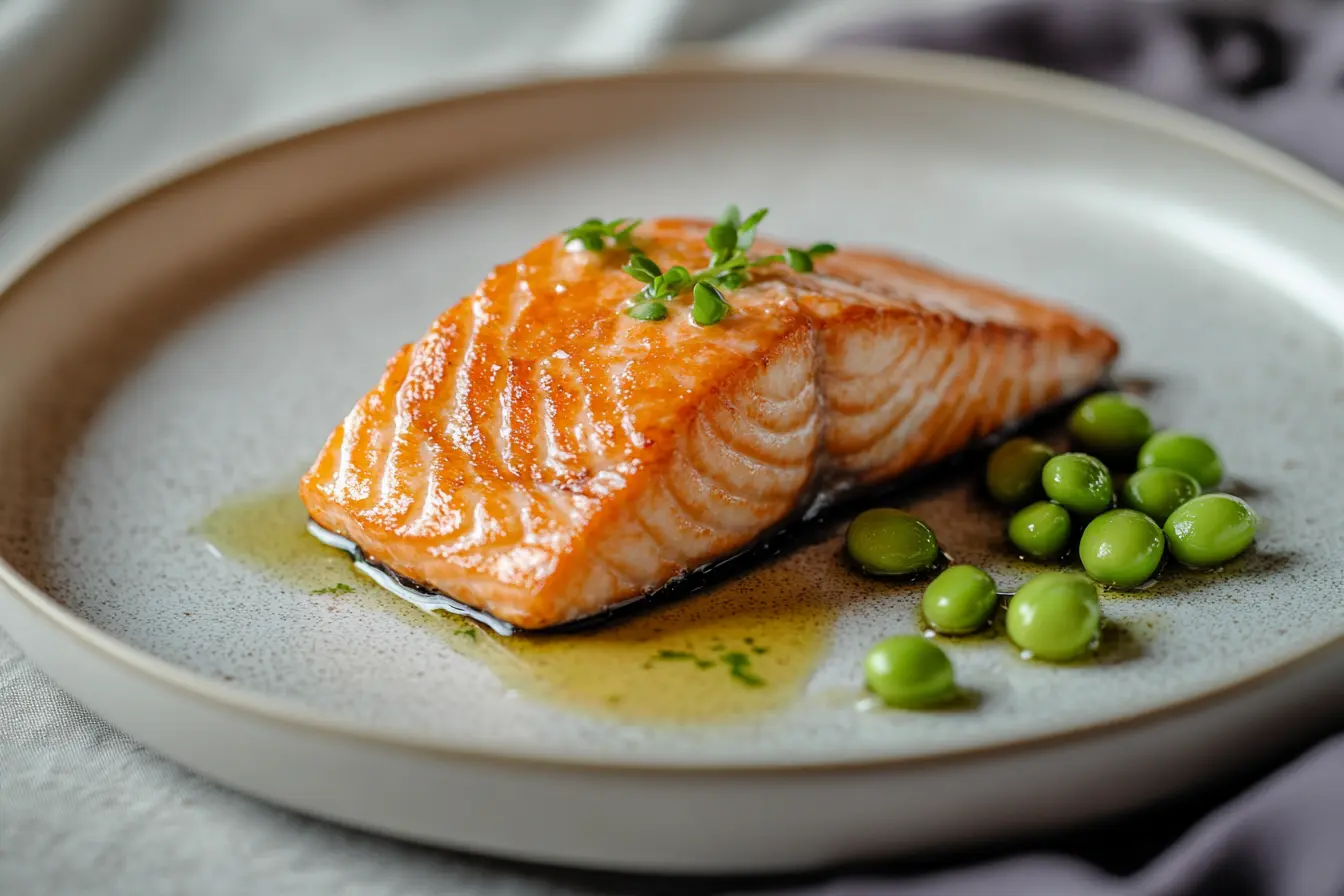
[300,218,1118,629]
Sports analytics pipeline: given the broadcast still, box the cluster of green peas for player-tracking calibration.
[848,392,1259,709]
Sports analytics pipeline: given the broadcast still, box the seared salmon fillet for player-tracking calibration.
[300,218,1118,629]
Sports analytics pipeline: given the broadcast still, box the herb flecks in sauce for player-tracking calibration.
[648,647,768,686]
[720,651,766,688]
[312,583,355,595]
[196,489,835,724]
[651,649,717,670]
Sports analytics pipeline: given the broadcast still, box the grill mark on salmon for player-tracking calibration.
[301,218,1118,629]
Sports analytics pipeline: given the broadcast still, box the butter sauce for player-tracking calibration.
[192,398,1160,722]
[196,489,837,723]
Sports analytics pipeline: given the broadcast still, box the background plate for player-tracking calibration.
[2,55,1343,871]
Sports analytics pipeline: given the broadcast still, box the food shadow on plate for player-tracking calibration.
[1138,549,1300,598]
[303,391,1092,642]
[1221,476,1267,499]
[853,687,985,714]
[1112,372,1165,398]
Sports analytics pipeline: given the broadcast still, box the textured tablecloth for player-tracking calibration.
[4,2,1343,894]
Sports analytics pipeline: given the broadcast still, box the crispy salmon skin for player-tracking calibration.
[300,218,1117,629]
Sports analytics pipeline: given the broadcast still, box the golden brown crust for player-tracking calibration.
[300,218,1119,627]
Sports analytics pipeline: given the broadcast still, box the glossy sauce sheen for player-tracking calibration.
[197,490,839,723]
[195,476,1153,723]
[300,219,1119,629]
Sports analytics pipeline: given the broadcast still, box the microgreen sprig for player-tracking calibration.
[561,206,836,326]
[563,217,641,252]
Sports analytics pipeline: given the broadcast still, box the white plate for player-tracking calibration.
[2,54,1344,873]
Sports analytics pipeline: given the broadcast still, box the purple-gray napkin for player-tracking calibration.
[761,3,1344,895]
[761,736,1344,895]
[834,0,1344,181]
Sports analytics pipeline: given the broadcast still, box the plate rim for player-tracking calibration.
[2,48,1343,772]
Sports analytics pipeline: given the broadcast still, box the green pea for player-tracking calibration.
[1121,466,1201,524]
[1007,501,1072,560]
[922,565,998,635]
[845,509,939,576]
[1163,494,1257,568]
[1079,509,1165,589]
[863,635,957,708]
[985,437,1054,506]
[1137,431,1223,489]
[1041,452,1113,517]
[1068,392,1153,455]
[1006,572,1102,662]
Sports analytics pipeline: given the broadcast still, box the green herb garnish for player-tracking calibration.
[691,281,730,326]
[626,299,668,321]
[561,206,836,326]
[563,217,641,252]
[311,583,354,595]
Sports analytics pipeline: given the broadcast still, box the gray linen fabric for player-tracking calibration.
[4,3,1343,895]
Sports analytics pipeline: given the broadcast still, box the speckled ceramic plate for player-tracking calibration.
[3,54,1344,873]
